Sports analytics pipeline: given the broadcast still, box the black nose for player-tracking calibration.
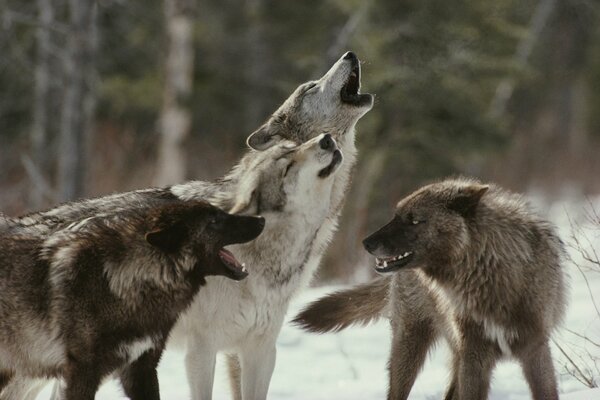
[362,237,378,254]
[319,134,335,151]
[343,51,357,61]
[256,216,266,231]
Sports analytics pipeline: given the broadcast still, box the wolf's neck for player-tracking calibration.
[425,222,528,324]
[330,127,357,216]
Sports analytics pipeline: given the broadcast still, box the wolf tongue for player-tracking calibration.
[219,248,242,268]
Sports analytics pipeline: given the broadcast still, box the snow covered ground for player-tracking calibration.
[36,195,600,399]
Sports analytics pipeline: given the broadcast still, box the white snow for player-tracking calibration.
[35,196,600,399]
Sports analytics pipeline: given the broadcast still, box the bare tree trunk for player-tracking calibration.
[320,1,370,73]
[488,0,557,119]
[243,0,270,131]
[154,0,195,187]
[29,0,54,207]
[57,0,97,201]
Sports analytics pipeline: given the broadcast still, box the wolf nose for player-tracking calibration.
[362,237,378,254]
[319,134,335,151]
[343,51,357,61]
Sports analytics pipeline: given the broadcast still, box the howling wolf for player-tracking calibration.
[0,199,264,400]
[294,178,567,400]
[6,51,372,400]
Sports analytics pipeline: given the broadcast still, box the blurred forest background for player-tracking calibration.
[1,0,599,282]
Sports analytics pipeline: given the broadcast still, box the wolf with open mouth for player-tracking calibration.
[4,52,372,400]
[294,178,567,400]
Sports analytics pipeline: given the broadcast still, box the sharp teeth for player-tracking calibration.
[383,261,388,268]
[241,263,246,267]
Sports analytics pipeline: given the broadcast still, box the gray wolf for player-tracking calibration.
[9,51,373,400]
[294,177,567,400]
[0,199,264,400]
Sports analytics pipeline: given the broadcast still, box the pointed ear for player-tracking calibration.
[230,189,258,215]
[448,184,489,216]
[145,222,187,254]
[246,123,282,150]
[229,167,261,215]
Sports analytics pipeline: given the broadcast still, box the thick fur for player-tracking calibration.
[292,277,390,333]
[0,199,264,400]
[7,51,373,400]
[294,177,567,400]
[6,136,346,400]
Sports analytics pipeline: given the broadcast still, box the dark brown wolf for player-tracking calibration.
[294,177,567,400]
[0,199,264,400]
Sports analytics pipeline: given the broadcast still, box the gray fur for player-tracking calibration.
[294,177,567,400]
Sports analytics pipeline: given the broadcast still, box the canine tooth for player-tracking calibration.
[383,261,388,268]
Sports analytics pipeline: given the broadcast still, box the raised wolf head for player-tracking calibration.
[228,133,343,216]
[363,178,490,274]
[246,52,374,150]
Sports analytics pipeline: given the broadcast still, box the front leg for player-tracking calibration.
[387,319,436,400]
[62,362,102,400]
[119,348,163,400]
[226,353,242,400]
[456,347,498,400]
[0,375,47,400]
[519,341,559,400]
[240,338,277,400]
[185,336,217,400]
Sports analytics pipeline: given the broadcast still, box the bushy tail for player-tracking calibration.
[292,276,391,333]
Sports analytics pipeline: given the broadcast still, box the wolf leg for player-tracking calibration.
[387,319,436,400]
[119,349,162,400]
[239,338,277,400]
[62,363,101,400]
[185,336,217,400]
[443,353,460,400]
[456,347,497,400]
[0,376,47,400]
[226,353,242,400]
[519,341,559,400]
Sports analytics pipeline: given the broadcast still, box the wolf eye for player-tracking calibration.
[304,82,318,94]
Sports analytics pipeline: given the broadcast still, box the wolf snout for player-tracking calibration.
[229,215,265,244]
[319,134,335,151]
[343,51,357,61]
[362,237,379,254]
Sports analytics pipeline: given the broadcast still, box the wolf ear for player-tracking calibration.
[145,221,188,254]
[448,184,489,217]
[230,189,258,215]
[229,167,261,215]
[247,123,282,150]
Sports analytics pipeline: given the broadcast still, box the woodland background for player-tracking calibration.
[1,0,599,282]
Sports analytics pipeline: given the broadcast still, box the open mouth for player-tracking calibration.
[340,60,373,107]
[374,252,414,273]
[218,248,248,280]
[318,149,343,178]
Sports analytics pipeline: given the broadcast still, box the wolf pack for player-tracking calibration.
[0,52,567,400]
